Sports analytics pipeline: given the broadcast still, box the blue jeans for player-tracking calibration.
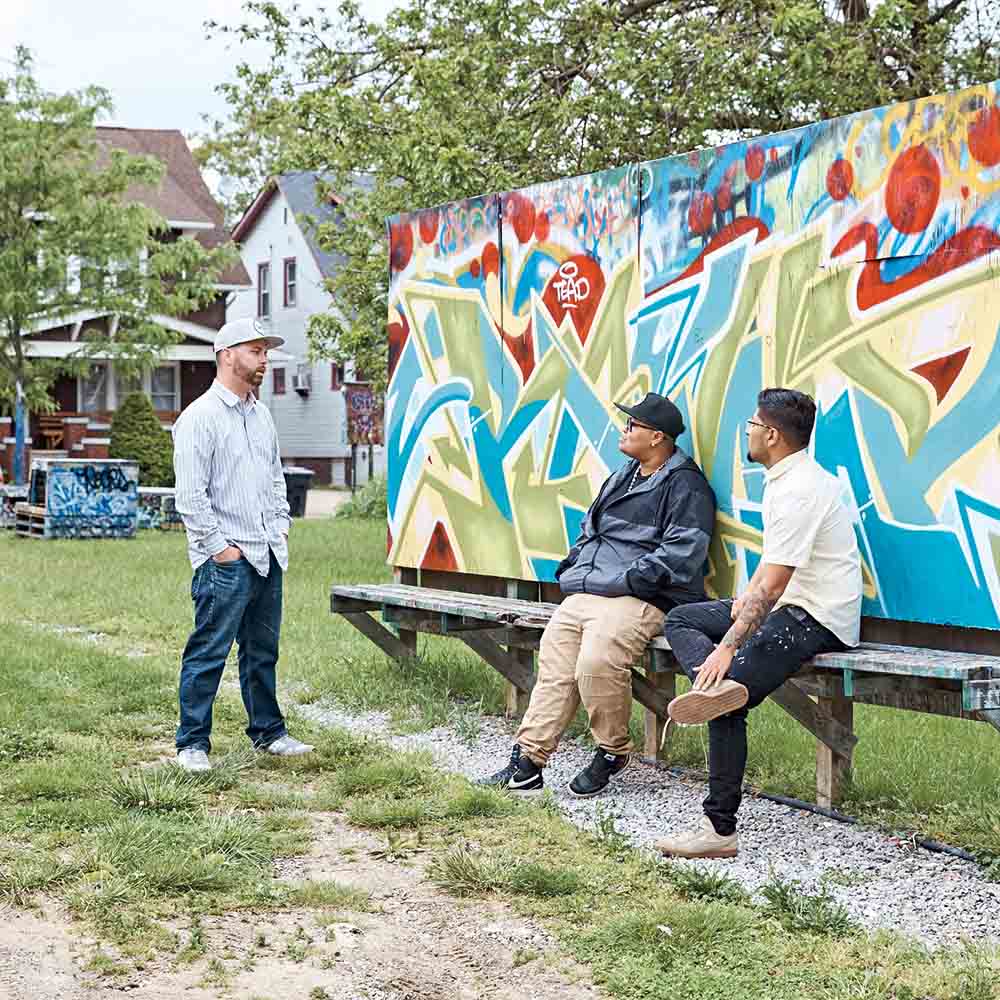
[664,599,846,836]
[176,550,287,752]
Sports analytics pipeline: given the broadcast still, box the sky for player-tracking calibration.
[0,0,398,136]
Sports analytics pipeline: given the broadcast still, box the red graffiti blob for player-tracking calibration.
[717,182,733,213]
[386,525,393,557]
[389,220,414,272]
[886,145,941,234]
[911,346,972,404]
[469,258,481,279]
[502,322,535,384]
[418,209,439,245]
[969,105,1000,167]
[387,309,410,381]
[833,221,1000,310]
[482,241,500,277]
[745,145,765,181]
[421,522,459,571]
[688,191,715,235]
[505,193,537,244]
[659,217,770,292]
[541,254,606,345]
[534,211,551,242]
[826,159,854,201]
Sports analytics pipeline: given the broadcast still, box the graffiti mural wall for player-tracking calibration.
[386,82,1000,630]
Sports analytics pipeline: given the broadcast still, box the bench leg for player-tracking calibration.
[505,649,533,718]
[816,692,854,808]
[643,670,675,761]
[393,567,419,657]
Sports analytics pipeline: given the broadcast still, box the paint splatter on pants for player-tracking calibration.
[665,599,846,836]
[515,593,666,766]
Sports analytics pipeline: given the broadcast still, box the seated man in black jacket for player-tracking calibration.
[477,393,716,797]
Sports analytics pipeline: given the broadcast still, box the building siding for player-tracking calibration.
[228,188,360,470]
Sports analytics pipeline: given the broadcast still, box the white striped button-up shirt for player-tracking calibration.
[173,381,291,576]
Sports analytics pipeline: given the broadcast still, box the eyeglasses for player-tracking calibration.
[745,418,774,431]
[625,417,657,433]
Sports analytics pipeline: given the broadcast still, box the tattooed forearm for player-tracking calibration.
[719,587,779,651]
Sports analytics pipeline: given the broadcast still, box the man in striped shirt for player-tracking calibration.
[172,317,313,771]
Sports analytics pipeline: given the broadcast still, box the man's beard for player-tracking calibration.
[236,360,264,386]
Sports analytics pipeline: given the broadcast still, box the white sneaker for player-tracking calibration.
[176,748,211,772]
[655,815,739,859]
[265,734,314,756]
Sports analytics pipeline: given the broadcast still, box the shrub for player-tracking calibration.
[336,476,387,519]
[109,391,174,487]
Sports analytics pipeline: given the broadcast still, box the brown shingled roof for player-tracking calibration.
[95,127,251,287]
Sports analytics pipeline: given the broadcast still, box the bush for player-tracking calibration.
[109,392,174,487]
[336,476,387,519]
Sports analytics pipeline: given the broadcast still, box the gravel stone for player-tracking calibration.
[298,702,1000,948]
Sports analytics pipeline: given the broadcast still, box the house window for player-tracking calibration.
[283,258,297,307]
[114,368,142,406]
[79,363,109,412]
[150,365,179,411]
[331,363,345,390]
[273,367,286,395]
[258,262,271,317]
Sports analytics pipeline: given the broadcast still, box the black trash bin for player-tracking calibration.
[282,466,314,518]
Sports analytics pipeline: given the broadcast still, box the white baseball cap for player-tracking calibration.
[213,317,285,353]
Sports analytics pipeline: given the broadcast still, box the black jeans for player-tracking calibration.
[664,599,846,836]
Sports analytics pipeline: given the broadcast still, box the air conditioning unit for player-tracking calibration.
[292,365,312,396]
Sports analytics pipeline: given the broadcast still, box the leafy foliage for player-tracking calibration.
[200,0,1000,387]
[0,49,235,479]
[335,475,387,519]
[109,391,175,487]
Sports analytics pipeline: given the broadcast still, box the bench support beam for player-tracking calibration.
[458,632,536,698]
[341,612,419,665]
[769,679,858,762]
[503,581,537,716]
[816,689,854,808]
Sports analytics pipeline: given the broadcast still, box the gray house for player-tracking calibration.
[229,172,384,486]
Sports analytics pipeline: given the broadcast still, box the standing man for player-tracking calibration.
[657,388,862,858]
[477,393,716,797]
[173,317,313,771]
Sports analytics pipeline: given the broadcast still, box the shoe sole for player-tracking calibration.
[668,684,749,726]
[507,785,545,796]
[566,755,631,798]
[657,844,738,859]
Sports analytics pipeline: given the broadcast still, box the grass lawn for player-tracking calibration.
[2,518,1000,997]
[1,519,999,857]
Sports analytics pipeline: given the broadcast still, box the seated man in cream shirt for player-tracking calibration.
[657,387,862,859]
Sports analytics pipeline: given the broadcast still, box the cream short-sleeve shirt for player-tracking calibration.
[762,449,862,647]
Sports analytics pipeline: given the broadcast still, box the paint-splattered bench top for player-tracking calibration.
[330,584,1000,684]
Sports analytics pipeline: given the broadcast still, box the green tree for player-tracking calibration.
[109,391,175,487]
[200,0,1000,387]
[0,48,235,482]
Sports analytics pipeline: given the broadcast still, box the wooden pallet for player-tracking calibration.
[14,503,46,538]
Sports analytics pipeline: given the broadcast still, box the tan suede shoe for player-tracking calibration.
[667,679,749,726]
[655,815,739,859]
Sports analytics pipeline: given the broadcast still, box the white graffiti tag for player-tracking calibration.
[551,261,590,309]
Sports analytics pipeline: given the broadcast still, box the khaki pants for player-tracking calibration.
[515,593,665,766]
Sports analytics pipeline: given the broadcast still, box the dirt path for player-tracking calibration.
[0,814,604,1000]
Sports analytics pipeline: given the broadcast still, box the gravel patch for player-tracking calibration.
[298,701,1000,948]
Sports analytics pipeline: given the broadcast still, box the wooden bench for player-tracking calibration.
[330,583,1000,807]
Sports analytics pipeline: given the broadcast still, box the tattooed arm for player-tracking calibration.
[692,564,795,690]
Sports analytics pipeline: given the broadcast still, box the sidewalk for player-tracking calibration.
[303,488,351,519]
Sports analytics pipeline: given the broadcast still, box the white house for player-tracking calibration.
[229,172,384,486]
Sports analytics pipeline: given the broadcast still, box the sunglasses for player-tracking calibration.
[625,417,657,433]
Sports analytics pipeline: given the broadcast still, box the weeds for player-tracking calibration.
[659,862,749,905]
[759,874,855,936]
[427,844,581,899]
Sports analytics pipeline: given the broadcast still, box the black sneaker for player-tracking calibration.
[474,744,544,795]
[568,748,630,797]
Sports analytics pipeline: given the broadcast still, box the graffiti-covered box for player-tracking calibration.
[388,80,1000,632]
[17,458,139,539]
